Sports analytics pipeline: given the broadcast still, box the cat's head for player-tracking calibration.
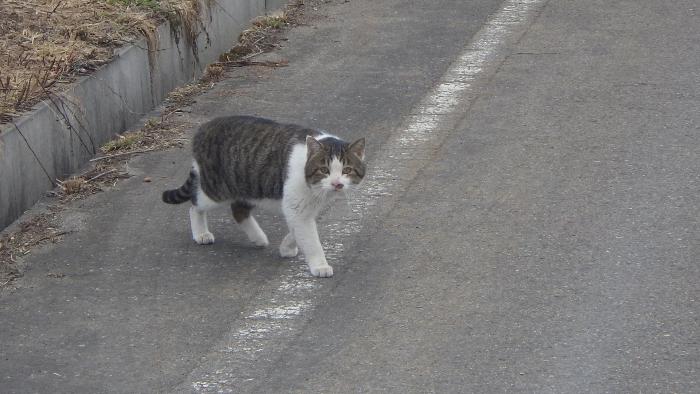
[304,136,366,193]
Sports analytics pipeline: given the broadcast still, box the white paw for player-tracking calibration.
[194,232,215,245]
[279,245,299,258]
[249,233,270,247]
[309,264,333,278]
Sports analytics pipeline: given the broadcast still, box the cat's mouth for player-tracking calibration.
[326,185,348,195]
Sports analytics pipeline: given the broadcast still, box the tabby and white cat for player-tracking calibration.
[162,116,366,277]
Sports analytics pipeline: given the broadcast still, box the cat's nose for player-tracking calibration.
[332,181,344,190]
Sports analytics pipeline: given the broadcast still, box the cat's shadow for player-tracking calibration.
[174,209,293,272]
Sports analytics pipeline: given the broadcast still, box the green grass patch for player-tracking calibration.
[254,15,289,30]
[101,132,144,153]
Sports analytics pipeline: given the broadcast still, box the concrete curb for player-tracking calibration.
[0,0,286,229]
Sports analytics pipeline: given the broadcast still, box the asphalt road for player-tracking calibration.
[1,0,698,392]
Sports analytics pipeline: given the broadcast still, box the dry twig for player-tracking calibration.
[89,148,157,162]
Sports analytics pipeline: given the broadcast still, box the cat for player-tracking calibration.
[162,115,366,277]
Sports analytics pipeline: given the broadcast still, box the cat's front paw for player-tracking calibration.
[279,233,297,257]
[279,244,298,258]
[309,264,333,278]
[194,232,215,245]
[249,233,270,247]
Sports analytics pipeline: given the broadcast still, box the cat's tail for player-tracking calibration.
[162,169,196,204]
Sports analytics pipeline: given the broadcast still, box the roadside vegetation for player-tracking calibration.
[0,0,205,123]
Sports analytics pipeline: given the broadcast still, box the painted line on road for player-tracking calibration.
[184,1,547,392]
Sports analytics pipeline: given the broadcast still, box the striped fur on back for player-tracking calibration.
[191,116,320,202]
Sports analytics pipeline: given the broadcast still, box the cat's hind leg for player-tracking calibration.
[279,230,298,258]
[232,202,269,247]
[190,184,219,245]
[190,206,215,245]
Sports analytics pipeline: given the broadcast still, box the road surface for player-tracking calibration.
[1,0,698,392]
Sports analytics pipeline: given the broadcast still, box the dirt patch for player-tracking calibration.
[0,212,65,286]
[0,0,204,124]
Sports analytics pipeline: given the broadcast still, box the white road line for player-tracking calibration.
[185,1,547,392]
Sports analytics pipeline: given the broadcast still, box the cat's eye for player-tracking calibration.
[319,167,330,174]
[342,167,353,175]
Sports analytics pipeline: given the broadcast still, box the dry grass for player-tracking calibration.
[0,0,203,124]
[218,7,302,63]
[0,213,66,286]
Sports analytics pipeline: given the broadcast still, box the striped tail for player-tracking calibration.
[162,169,196,204]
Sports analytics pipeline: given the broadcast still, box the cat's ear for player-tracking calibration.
[306,136,323,158]
[348,137,365,160]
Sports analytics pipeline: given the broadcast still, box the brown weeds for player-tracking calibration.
[0,213,65,286]
[0,0,203,124]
